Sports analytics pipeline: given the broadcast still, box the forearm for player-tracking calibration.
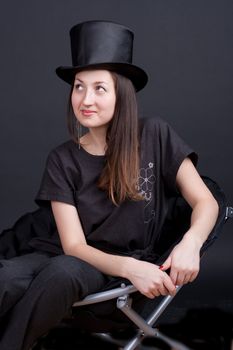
[182,196,219,248]
[64,242,133,278]
[64,243,176,297]
[161,197,219,285]
[176,157,219,248]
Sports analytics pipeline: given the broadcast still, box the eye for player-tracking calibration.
[96,85,106,92]
[74,83,84,91]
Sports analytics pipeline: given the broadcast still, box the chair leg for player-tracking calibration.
[117,291,192,350]
[122,326,192,350]
[122,330,144,350]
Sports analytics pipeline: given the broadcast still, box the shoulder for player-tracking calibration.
[139,116,170,128]
[48,140,76,157]
[46,140,78,166]
[139,116,172,136]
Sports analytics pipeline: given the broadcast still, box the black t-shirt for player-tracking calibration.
[35,117,197,261]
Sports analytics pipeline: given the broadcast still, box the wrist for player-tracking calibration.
[120,256,136,279]
[182,231,204,250]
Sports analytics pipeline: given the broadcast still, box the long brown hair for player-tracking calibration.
[67,71,142,205]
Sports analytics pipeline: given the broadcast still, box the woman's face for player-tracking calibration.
[71,69,116,130]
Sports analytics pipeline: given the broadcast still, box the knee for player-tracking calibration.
[45,255,88,280]
[41,255,104,299]
[40,255,88,297]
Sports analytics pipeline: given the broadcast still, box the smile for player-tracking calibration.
[80,109,97,116]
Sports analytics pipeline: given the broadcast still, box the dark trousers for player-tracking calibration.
[0,252,108,350]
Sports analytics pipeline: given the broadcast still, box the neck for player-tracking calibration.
[80,127,107,156]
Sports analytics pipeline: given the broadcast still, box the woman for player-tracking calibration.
[0,21,218,350]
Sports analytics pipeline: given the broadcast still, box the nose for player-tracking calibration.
[82,89,94,106]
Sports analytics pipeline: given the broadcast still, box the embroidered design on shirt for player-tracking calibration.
[137,162,156,223]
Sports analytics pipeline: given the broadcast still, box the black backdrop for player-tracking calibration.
[0,0,233,311]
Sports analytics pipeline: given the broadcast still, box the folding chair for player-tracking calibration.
[66,176,232,350]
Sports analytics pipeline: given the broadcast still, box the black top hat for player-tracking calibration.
[56,20,148,91]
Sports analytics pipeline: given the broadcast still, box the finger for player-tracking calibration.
[164,275,176,296]
[147,293,156,299]
[189,271,199,282]
[151,290,160,298]
[143,291,156,299]
[182,274,191,284]
[169,268,178,286]
[176,272,183,285]
[158,285,171,296]
[144,287,161,299]
[179,272,195,285]
[183,268,199,284]
[151,284,171,297]
[160,256,171,271]
[176,271,190,286]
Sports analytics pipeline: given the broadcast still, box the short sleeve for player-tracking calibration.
[158,119,198,193]
[35,149,76,207]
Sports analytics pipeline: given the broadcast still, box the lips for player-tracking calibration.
[81,109,97,116]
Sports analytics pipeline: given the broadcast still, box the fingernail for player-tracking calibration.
[159,265,164,270]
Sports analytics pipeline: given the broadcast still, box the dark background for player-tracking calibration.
[0,0,233,322]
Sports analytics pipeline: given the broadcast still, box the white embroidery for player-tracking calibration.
[137,162,156,223]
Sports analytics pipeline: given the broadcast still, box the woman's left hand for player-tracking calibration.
[160,234,202,286]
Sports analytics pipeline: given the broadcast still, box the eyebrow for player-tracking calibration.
[74,78,108,85]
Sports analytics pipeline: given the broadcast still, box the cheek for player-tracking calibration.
[71,94,82,119]
[71,92,80,110]
[110,97,116,115]
[71,92,75,109]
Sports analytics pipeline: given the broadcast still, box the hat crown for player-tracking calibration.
[70,21,134,67]
[56,20,148,91]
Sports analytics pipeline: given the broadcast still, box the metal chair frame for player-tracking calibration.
[72,206,232,350]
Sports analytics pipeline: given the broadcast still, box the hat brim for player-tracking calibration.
[56,62,148,92]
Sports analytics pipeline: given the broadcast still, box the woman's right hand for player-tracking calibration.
[125,258,176,299]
